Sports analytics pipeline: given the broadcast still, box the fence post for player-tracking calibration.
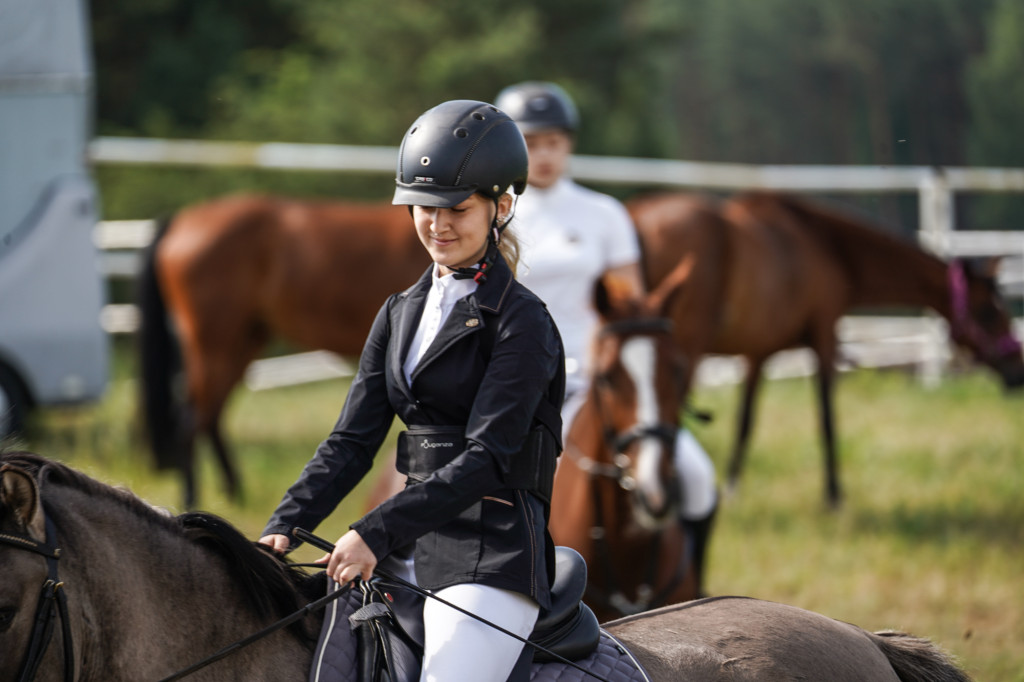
[918,168,954,253]
[917,169,955,386]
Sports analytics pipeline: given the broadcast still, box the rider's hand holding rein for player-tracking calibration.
[258,533,290,555]
[322,529,376,585]
[259,529,376,586]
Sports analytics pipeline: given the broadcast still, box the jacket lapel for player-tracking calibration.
[409,255,515,383]
[410,297,482,382]
[390,266,432,398]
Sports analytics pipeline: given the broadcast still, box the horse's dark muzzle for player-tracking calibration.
[1002,372,1024,390]
[997,358,1024,390]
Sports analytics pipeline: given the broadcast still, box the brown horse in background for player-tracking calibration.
[138,194,428,506]
[629,190,1024,507]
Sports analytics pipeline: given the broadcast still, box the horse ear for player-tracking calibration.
[647,254,695,317]
[961,256,1003,281]
[593,277,613,319]
[0,464,44,540]
[979,256,1003,280]
[593,274,630,319]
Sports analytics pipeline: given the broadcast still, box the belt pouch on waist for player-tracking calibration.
[396,426,466,481]
[503,427,558,503]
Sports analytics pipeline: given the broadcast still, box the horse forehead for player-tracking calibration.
[619,336,660,420]
[620,336,656,371]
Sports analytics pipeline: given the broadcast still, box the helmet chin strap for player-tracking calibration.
[450,197,517,283]
[450,240,499,283]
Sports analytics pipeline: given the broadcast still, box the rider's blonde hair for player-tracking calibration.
[498,226,521,278]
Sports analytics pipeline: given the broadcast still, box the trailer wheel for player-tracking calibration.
[0,364,28,439]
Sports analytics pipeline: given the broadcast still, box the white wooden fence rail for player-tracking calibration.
[90,137,1024,390]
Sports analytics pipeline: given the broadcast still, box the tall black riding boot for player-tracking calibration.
[683,503,717,598]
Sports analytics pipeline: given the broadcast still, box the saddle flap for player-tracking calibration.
[348,581,424,682]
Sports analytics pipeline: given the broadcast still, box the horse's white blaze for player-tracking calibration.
[620,337,667,511]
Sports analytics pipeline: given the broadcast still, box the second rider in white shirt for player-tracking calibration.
[496,81,719,596]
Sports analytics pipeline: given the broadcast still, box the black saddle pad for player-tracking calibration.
[308,581,652,682]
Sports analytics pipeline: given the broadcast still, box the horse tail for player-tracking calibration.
[137,215,183,472]
[871,630,973,682]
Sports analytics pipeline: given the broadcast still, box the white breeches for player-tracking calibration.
[420,584,538,682]
[674,428,717,519]
[384,556,538,682]
[562,390,717,521]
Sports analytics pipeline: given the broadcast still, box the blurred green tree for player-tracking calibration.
[965,0,1024,229]
[90,0,1020,226]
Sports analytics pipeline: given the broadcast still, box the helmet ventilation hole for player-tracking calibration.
[420,156,430,166]
[455,128,469,138]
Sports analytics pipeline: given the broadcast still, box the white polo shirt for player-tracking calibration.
[514,178,640,394]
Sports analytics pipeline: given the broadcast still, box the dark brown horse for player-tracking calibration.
[629,190,1024,506]
[138,194,428,506]
[0,450,973,681]
[548,272,699,623]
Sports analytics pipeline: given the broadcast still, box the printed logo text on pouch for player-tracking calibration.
[420,441,454,449]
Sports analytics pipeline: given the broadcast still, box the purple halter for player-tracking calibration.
[947,260,1022,361]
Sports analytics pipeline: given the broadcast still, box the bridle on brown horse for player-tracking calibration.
[0,516,74,682]
[565,316,691,617]
[947,260,1022,363]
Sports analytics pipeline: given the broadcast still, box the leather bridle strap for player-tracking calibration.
[948,260,1022,360]
[583,474,688,619]
[0,517,74,682]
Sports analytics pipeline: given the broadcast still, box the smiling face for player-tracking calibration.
[412,193,511,276]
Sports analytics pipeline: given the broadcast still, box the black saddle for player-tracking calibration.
[531,546,601,661]
[352,546,600,681]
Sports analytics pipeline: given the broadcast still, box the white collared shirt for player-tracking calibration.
[403,264,478,385]
[515,177,640,393]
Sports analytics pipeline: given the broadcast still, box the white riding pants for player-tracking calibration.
[562,389,718,520]
[384,555,539,682]
[421,583,538,682]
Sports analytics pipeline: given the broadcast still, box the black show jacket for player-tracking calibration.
[263,254,565,607]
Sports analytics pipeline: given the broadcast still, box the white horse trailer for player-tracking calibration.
[0,0,108,436]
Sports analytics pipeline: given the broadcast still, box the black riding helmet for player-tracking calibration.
[393,100,528,282]
[393,100,528,209]
[493,81,579,134]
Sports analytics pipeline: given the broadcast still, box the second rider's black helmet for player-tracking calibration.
[494,81,579,134]
[393,100,528,209]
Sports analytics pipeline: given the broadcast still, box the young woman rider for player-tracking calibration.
[259,100,565,682]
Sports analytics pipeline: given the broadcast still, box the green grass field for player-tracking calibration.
[17,340,1024,681]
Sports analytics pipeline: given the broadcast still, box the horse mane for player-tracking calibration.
[0,450,321,638]
[739,191,947,305]
[178,511,323,637]
[0,449,176,530]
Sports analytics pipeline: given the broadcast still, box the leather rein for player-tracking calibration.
[0,517,74,682]
[566,316,689,617]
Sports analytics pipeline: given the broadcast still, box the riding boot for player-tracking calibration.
[683,503,717,599]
